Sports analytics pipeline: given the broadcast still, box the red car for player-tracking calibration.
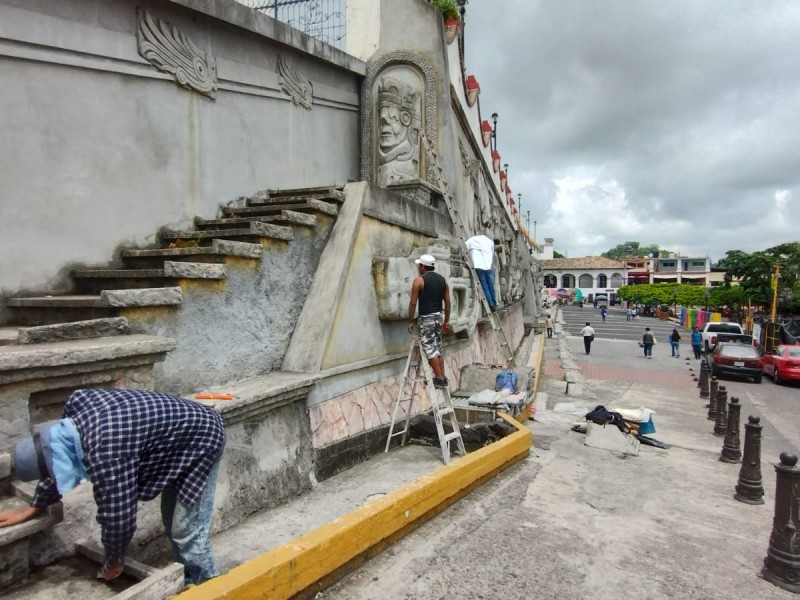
[711,342,763,383]
[762,344,800,384]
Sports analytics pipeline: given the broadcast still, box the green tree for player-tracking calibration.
[718,243,800,311]
[615,283,746,310]
[601,241,662,259]
[553,250,565,258]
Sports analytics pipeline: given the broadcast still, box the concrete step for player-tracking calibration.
[159,221,293,245]
[0,334,177,382]
[195,210,316,230]
[16,317,129,345]
[224,199,338,218]
[7,288,182,326]
[266,185,345,200]
[71,263,226,294]
[120,239,262,268]
[0,327,19,346]
[248,189,345,207]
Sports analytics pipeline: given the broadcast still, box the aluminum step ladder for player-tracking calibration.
[384,338,466,465]
[420,134,516,368]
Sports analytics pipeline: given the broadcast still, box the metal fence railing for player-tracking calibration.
[234,0,346,50]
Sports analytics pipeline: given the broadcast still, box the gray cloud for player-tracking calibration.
[465,0,800,259]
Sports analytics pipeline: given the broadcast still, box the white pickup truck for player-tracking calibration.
[700,322,746,353]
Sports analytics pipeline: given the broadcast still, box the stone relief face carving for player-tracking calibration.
[376,75,422,186]
[372,249,478,334]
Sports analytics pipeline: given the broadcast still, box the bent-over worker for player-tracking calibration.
[0,388,225,585]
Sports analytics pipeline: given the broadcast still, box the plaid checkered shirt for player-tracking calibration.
[32,389,225,560]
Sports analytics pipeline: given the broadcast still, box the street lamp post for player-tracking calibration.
[517,193,522,214]
[491,112,498,152]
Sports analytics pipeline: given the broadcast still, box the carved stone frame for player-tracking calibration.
[361,51,438,186]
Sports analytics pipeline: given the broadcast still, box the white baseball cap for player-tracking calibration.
[415,254,436,267]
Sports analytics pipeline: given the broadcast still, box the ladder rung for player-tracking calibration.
[442,431,462,442]
[435,408,455,418]
[388,429,408,439]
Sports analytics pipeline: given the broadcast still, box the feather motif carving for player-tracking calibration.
[136,7,217,99]
[277,55,313,110]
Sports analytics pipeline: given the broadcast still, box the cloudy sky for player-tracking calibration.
[465,1,800,262]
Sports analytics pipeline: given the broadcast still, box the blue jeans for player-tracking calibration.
[670,340,679,356]
[476,269,496,307]
[161,454,222,585]
[643,343,653,357]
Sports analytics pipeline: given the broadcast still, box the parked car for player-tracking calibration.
[700,322,745,353]
[711,342,763,383]
[762,344,800,384]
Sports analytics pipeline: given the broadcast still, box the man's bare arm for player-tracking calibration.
[443,284,451,332]
[408,277,423,333]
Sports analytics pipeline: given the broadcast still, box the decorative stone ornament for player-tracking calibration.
[481,120,493,147]
[499,170,507,192]
[136,7,218,99]
[762,452,800,593]
[361,51,438,188]
[492,150,501,173]
[734,416,764,505]
[444,18,461,44]
[277,55,313,109]
[465,75,480,107]
[376,75,422,185]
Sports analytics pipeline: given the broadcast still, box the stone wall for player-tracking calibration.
[0,0,363,306]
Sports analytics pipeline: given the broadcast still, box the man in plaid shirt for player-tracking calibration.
[0,389,225,585]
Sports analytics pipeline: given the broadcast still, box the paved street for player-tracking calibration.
[321,309,799,600]
[558,304,680,343]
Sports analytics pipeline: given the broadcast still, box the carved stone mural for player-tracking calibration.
[372,247,478,334]
[136,7,218,99]
[361,51,438,187]
[376,74,422,185]
[277,55,313,109]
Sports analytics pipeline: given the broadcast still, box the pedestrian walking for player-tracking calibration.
[545,313,554,339]
[670,328,681,357]
[600,306,607,322]
[580,322,595,355]
[641,327,656,358]
[626,308,632,321]
[691,327,702,359]
[1,389,226,585]
[408,254,451,388]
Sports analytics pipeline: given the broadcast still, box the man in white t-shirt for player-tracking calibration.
[465,234,497,311]
[580,322,595,355]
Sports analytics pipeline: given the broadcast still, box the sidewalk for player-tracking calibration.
[314,310,795,599]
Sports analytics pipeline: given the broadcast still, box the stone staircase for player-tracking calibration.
[7,187,343,326]
[0,185,343,592]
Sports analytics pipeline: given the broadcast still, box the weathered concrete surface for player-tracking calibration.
[101,287,183,307]
[163,261,227,280]
[18,318,129,345]
[0,335,176,375]
[320,320,797,600]
[584,420,640,456]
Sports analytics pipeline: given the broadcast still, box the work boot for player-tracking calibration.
[433,377,448,389]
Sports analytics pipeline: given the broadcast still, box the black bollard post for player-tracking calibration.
[713,385,728,436]
[762,453,800,592]
[697,360,706,389]
[720,396,742,463]
[700,362,710,399]
[706,376,719,418]
[734,416,764,504]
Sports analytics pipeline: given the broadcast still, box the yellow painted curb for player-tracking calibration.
[517,332,545,423]
[176,414,531,600]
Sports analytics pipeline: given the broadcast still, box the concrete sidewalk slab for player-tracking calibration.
[177,413,531,600]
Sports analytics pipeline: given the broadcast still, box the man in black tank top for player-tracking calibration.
[408,254,451,388]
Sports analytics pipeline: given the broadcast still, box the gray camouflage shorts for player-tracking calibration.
[418,312,444,359]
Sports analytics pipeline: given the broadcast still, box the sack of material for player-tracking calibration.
[495,369,518,393]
